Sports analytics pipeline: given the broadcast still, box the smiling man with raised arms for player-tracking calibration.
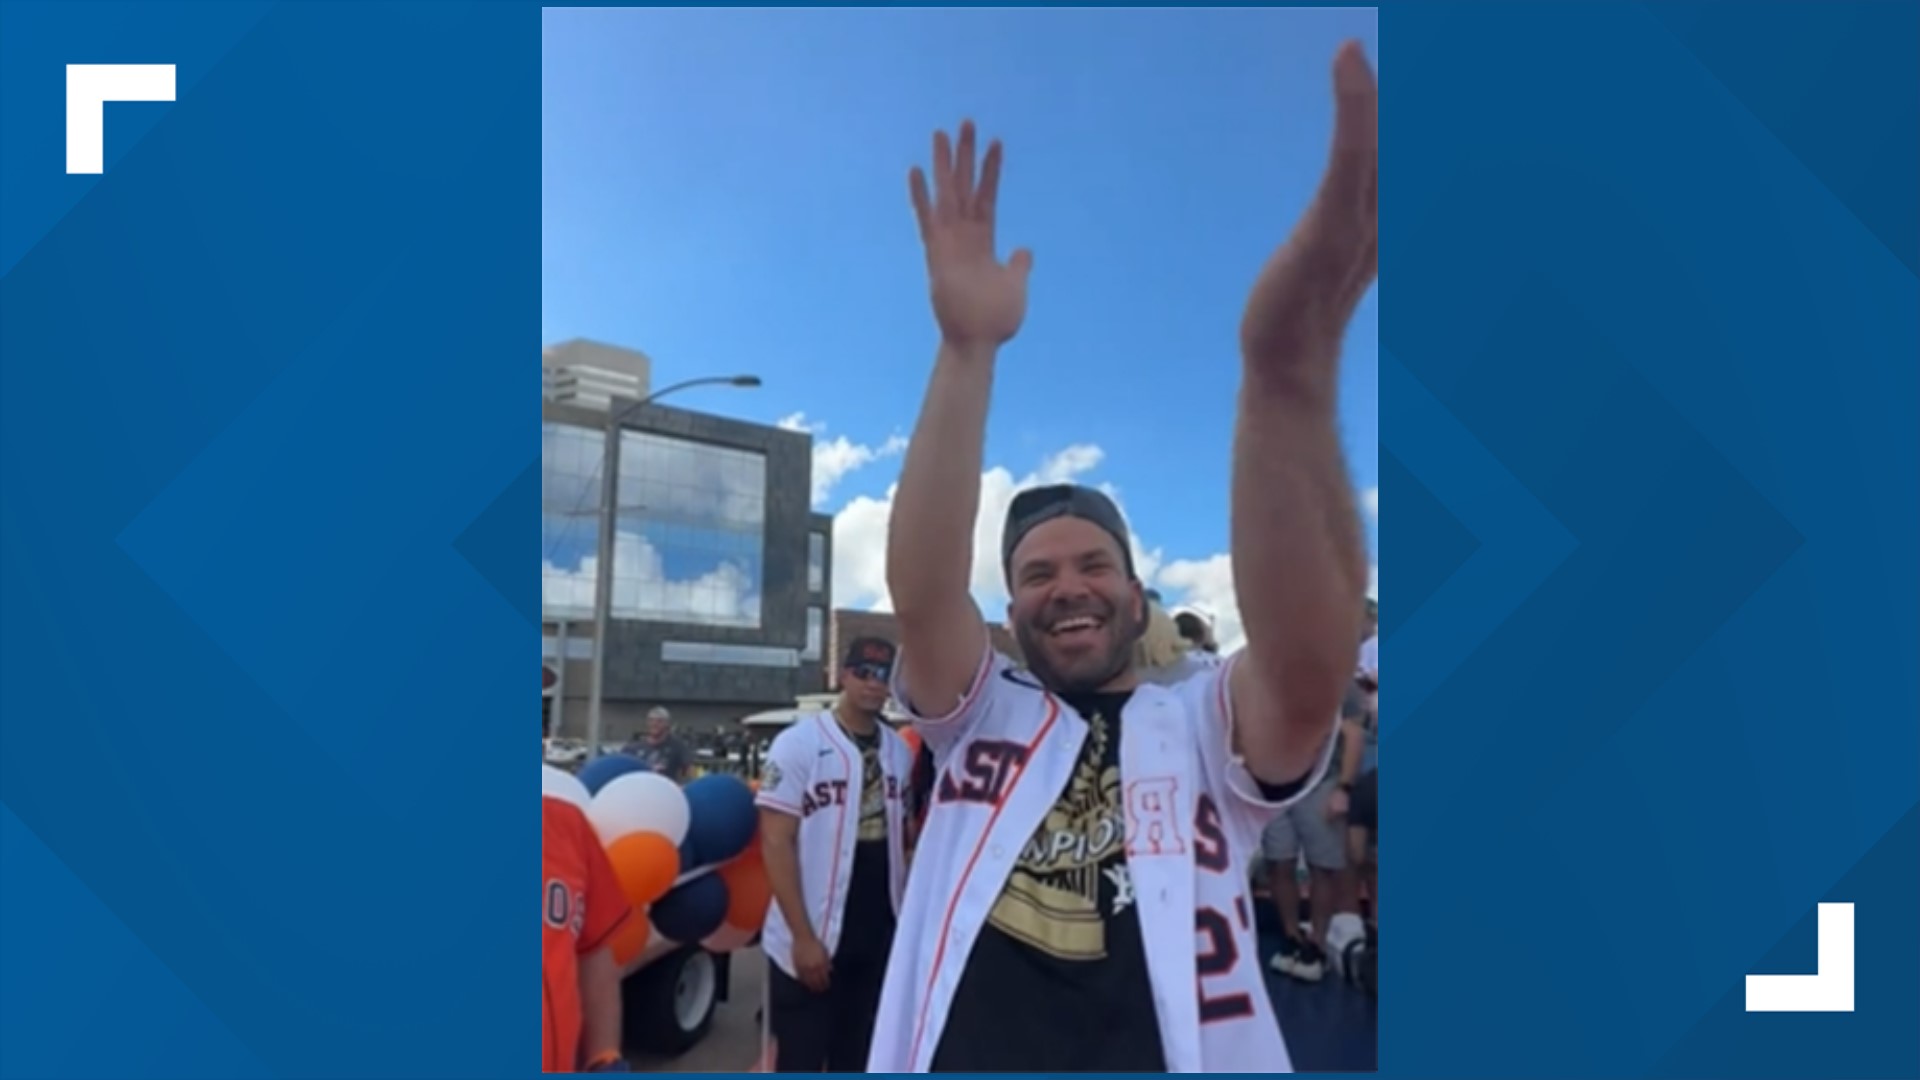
[867,42,1379,1075]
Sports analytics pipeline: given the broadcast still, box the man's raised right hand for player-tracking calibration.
[909,121,1033,351]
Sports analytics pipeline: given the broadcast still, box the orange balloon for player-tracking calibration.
[606,831,680,908]
[609,910,651,966]
[719,852,772,930]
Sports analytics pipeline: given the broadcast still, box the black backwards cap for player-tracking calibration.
[1001,484,1137,585]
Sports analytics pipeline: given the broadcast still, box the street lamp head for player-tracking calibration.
[730,375,763,388]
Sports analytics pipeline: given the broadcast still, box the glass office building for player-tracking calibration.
[541,340,831,738]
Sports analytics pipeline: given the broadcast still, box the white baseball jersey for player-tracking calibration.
[869,641,1336,1073]
[754,712,913,977]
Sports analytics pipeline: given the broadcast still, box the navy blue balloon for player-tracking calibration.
[677,834,700,872]
[681,774,757,867]
[578,754,647,796]
[651,872,729,945]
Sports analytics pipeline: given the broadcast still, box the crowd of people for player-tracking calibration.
[1261,598,1379,984]
[613,709,758,783]
[543,39,1377,1072]
[542,604,1380,1073]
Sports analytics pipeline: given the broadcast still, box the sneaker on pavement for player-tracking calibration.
[1289,939,1327,983]
[1268,935,1300,977]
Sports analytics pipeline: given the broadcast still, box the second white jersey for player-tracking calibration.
[754,713,913,977]
[869,641,1335,1073]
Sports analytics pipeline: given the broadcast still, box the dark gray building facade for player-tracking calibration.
[541,345,832,738]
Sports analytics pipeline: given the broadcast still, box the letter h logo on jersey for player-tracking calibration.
[1124,778,1187,857]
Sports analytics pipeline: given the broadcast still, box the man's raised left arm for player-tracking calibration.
[1228,42,1378,786]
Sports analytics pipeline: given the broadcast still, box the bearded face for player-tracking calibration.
[1006,517,1144,694]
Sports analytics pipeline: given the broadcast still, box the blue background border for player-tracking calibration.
[2,2,538,1076]
[2,2,1914,1078]
[1383,3,1916,1077]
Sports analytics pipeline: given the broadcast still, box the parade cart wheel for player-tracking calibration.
[622,946,717,1055]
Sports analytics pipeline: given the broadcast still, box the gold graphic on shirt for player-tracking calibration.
[987,709,1126,960]
[858,742,888,842]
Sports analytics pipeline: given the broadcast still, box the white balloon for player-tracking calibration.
[542,764,591,813]
[590,772,691,846]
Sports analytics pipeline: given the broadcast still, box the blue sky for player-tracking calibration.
[543,7,1379,645]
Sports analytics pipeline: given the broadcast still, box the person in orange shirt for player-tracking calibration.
[899,724,935,844]
[543,792,634,1072]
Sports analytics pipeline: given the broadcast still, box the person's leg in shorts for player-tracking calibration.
[767,960,837,1072]
[1262,811,1317,979]
[1293,778,1353,961]
[1264,783,1350,981]
[1347,769,1378,927]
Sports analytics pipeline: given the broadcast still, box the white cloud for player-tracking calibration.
[1037,445,1104,484]
[828,441,1378,653]
[1155,553,1377,654]
[779,412,907,508]
[830,491,895,613]
[831,444,1106,618]
[542,530,759,626]
[1157,552,1245,654]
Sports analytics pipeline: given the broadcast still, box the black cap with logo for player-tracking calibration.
[841,636,897,677]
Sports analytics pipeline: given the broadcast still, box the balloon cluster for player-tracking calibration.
[545,756,770,967]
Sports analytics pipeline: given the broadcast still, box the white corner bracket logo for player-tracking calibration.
[1745,902,1854,1013]
[66,64,176,174]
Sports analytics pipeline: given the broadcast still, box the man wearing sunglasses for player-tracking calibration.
[867,43,1377,1075]
[755,637,914,1072]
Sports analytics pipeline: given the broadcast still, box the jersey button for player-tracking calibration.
[990,844,1005,859]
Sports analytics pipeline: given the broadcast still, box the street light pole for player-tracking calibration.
[585,375,761,754]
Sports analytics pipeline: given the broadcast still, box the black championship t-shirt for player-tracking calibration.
[839,726,895,966]
[931,691,1167,1073]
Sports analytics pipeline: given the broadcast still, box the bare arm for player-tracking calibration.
[889,122,1033,712]
[759,808,812,946]
[577,946,623,1068]
[1229,43,1378,784]
[887,343,994,709]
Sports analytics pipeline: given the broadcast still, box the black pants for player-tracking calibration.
[767,939,890,1073]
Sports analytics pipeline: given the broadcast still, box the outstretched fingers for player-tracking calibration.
[914,122,1008,251]
[954,120,977,207]
[975,139,1003,224]
[933,129,956,222]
